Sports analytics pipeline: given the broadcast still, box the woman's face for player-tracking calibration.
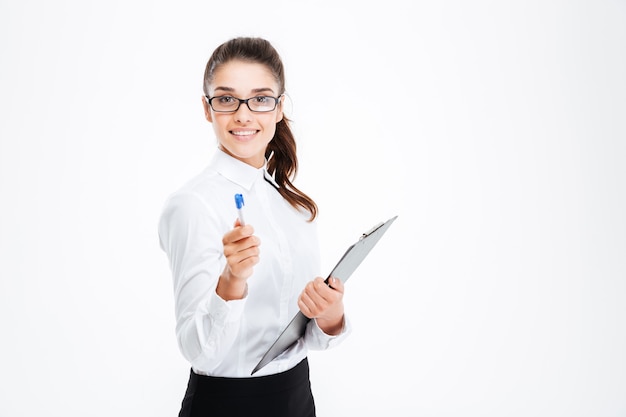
[202,60,284,168]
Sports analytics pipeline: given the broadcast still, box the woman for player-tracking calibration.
[159,37,351,417]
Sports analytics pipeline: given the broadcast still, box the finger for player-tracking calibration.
[309,278,339,304]
[327,277,344,294]
[299,285,325,316]
[233,218,249,229]
[223,235,260,257]
[226,242,260,266]
[230,244,260,260]
[298,296,314,318]
[223,224,255,245]
[229,255,260,278]
[225,241,260,276]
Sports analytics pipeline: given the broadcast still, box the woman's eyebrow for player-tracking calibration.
[213,86,235,93]
[213,86,275,94]
[251,87,275,94]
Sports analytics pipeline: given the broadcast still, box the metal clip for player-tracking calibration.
[360,222,384,240]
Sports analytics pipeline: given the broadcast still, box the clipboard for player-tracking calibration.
[251,215,398,375]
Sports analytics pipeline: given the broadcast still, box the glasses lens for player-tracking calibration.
[211,96,239,112]
[247,96,277,112]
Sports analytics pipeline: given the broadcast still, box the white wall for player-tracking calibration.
[1,1,625,416]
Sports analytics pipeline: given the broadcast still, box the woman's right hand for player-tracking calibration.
[216,219,260,300]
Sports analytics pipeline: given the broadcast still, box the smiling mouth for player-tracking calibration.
[231,130,258,137]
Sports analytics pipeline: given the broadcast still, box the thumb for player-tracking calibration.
[328,277,344,293]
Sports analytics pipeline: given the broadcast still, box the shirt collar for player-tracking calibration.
[210,148,280,190]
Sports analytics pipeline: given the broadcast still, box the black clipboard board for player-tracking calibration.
[251,215,398,375]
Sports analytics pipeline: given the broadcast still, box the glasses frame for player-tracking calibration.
[205,94,284,113]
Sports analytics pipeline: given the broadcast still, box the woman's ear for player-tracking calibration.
[202,96,213,123]
[276,95,285,123]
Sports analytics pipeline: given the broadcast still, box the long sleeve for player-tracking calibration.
[159,191,245,371]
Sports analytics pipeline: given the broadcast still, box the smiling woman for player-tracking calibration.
[2,2,626,416]
[202,60,283,168]
[158,37,351,417]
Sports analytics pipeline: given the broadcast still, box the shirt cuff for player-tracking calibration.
[308,314,352,350]
[209,289,247,324]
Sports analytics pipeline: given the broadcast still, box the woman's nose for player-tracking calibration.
[234,101,253,122]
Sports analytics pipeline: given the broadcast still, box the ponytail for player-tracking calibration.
[266,117,318,221]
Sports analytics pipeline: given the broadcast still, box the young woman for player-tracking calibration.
[159,37,351,417]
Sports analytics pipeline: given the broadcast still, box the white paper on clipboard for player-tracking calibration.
[251,215,398,375]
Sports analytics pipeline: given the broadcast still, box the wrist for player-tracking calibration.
[216,275,248,301]
[316,314,344,336]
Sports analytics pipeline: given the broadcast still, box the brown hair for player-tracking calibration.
[203,37,318,221]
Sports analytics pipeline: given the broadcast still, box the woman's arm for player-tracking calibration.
[159,191,247,371]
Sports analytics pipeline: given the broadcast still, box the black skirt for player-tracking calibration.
[178,358,315,417]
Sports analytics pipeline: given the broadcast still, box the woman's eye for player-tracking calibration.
[253,96,269,103]
[218,96,235,103]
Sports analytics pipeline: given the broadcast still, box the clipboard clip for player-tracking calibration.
[360,221,384,240]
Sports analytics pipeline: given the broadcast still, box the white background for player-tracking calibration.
[1,1,625,416]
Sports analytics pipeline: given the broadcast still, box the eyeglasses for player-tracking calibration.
[205,95,283,113]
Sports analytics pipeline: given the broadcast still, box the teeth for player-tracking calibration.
[232,130,256,136]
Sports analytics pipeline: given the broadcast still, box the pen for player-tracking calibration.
[234,193,246,226]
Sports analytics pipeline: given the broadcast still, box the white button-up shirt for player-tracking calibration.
[159,148,350,377]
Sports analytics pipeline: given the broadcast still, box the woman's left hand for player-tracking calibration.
[298,277,345,336]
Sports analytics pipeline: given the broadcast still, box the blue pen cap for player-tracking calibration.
[235,193,245,209]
